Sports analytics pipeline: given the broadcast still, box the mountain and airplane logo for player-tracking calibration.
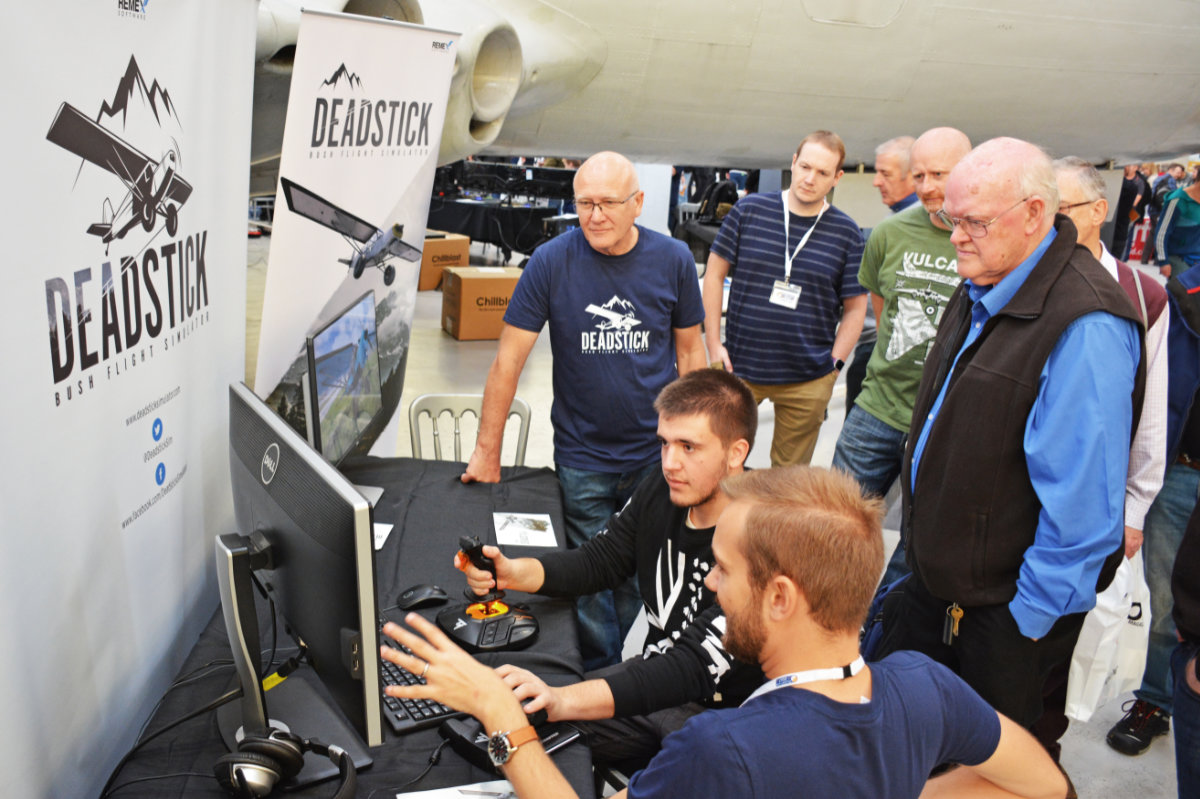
[586,295,642,331]
[46,55,191,250]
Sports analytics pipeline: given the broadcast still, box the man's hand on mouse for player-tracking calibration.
[454,545,545,596]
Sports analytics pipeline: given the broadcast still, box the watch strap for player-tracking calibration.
[507,725,539,749]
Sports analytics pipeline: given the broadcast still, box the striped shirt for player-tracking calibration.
[711,192,866,384]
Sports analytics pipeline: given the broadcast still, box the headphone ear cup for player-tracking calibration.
[213,751,284,798]
[239,731,305,781]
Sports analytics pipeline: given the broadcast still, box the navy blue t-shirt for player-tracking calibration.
[711,192,866,384]
[627,651,1001,799]
[504,226,704,472]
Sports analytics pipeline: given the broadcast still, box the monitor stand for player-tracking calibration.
[214,671,372,788]
[215,534,373,790]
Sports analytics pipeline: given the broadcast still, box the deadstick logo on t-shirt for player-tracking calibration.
[581,295,651,354]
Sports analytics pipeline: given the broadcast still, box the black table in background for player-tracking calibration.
[108,458,593,799]
[427,198,558,260]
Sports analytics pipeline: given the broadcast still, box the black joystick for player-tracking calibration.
[435,534,539,653]
[458,535,503,603]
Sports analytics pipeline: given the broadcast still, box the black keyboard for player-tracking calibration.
[380,639,464,734]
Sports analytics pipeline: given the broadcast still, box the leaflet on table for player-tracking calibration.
[396,778,514,798]
[493,513,557,547]
[373,522,394,551]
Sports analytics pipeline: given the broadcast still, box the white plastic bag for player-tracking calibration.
[1065,552,1152,722]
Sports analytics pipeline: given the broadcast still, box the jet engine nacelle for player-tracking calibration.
[410,0,524,163]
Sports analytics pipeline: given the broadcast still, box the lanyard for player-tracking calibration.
[742,656,865,705]
[781,190,828,285]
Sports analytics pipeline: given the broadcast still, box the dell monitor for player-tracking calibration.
[221,381,384,755]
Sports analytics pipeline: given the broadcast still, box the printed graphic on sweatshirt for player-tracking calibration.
[643,542,732,684]
[884,250,960,363]
[581,295,650,354]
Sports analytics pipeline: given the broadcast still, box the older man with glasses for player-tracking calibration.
[875,139,1146,779]
[463,151,707,671]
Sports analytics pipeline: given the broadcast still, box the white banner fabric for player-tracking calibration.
[0,3,256,796]
[253,11,457,458]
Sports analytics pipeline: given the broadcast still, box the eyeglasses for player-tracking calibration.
[1058,200,1096,212]
[574,191,639,215]
[936,196,1031,238]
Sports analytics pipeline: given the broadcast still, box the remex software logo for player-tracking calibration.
[261,443,280,485]
[117,0,149,19]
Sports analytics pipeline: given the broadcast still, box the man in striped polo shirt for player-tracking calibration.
[702,131,868,466]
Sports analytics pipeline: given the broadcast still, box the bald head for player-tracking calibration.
[910,127,972,221]
[912,127,972,164]
[574,151,639,195]
[573,151,644,256]
[954,137,1058,223]
[943,137,1058,286]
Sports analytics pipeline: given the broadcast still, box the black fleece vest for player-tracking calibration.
[900,216,1146,606]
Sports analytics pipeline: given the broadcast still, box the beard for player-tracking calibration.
[722,593,766,664]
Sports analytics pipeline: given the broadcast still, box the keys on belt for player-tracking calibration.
[942,603,964,645]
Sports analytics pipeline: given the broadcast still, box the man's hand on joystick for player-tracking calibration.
[455,535,505,603]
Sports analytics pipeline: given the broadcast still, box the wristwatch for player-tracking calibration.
[833,358,846,372]
[486,725,539,766]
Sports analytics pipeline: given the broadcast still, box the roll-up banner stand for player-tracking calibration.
[254,11,458,457]
[0,2,257,796]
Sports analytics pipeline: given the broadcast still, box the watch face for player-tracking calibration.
[487,732,511,765]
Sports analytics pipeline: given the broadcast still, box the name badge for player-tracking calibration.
[769,280,801,309]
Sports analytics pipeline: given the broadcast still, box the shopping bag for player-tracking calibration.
[1065,552,1152,722]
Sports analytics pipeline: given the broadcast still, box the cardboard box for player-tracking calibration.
[441,266,522,340]
[418,230,470,290]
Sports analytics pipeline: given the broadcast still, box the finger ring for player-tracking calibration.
[421,661,430,678]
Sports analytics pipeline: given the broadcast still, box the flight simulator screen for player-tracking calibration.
[306,291,383,465]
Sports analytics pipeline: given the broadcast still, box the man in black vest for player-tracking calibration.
[876,138,1146,740]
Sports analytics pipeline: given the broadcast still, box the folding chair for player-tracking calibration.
[407,393,530,465]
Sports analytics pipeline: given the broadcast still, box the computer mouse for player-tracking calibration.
[398,583,449,610]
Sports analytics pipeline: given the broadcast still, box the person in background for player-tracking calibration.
[463,151,707,671]
[703,131,867,467]
[832,127,971,583]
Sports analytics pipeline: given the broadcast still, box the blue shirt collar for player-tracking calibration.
[965,228,1058,316]
[889,193,919,213]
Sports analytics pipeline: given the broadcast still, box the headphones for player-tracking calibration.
[213,728,356,798]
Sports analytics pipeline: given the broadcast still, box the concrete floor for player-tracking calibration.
[247,235,1178,797]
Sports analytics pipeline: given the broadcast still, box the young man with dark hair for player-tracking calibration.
[458,368,762,765]
[383,466,1068,799]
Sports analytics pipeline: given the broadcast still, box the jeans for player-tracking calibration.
[832,405,909,583]
[1136,463,1200,712]
[556,461,659,671]
[844,333,876,417]
[1173,641,1200,798]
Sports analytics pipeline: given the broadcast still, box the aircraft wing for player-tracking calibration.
[162,173,193,206]
[386,237,421,262]
[46,102,153,187]
[279,177,378,243]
